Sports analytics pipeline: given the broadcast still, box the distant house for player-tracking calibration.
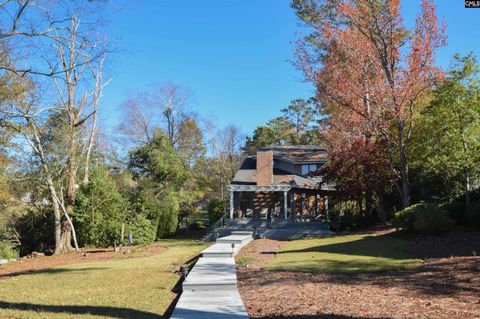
[228,145,335,220]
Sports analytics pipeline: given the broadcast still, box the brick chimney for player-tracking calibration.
[256,150,273,185]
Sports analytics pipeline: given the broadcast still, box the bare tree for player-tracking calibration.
[45,16,108,252]
[0,0,109,76]
[120,82,193,148]
[0,6,109,253]
[208,124,245,199]
[83,54,110,184]
[152,83,191,147]
[120,96,154,145]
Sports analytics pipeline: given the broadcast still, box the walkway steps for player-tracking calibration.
[182,257,237,291]
[216,234,252,245]
[230,231,254,236]
[201,243,237,258]
[170,231,253,319]
[172,290,249,319]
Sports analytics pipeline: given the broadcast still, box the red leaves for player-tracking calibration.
[294,0,446,206]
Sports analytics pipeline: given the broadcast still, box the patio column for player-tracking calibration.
[291,193,296,220]
[301,193,304,216]
[229,190,234,219]
[283,191,288,219]
[325,196,329,218]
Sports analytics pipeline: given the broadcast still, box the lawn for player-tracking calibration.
[0,239,208,319]
[263,233,421,273]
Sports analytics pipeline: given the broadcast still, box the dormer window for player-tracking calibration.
[301,164,317,175]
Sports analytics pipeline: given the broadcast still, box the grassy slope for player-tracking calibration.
[264,234,421,273]
[0,239,208,319]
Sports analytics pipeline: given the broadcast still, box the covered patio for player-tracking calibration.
[228,184,333,221]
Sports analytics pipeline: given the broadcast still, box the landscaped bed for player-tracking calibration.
[236,229,480,319]
[0,239,208,319]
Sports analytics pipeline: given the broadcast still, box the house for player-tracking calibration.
[228,145,335,220]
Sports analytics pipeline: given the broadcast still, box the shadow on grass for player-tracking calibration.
[0,301,160,319]
[241,256,480,298]
[161,253,203,319]
[0,267,108,280]
[266,258,416,274]
[168,229,207,240]
[274,233,413,260]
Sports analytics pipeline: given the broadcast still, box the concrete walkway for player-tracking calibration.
[170,233,252,319]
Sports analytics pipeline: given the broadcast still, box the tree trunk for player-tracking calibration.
[464,166,471,208]
[46,178,63,254]
[399,157,411,208]
[83,119,95,184]
[62,124,77,252]
[397,121,411,208]
[27,119,65,254]
[83,57,105,184]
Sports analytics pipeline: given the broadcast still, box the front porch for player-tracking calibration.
[228,185,332,221]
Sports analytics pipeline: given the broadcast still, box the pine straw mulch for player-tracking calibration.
[0,245,166,280]
[236,237,480,319]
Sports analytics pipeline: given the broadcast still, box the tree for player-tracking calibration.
[176,117,206,169]
[0,4,109,253]
[128,130,195,236]
[322,136,390,220]
[245,126,278,154]
[120,83,193,148]
[83,55,110,184]
[0,1,108,76]
[129,130,188,196]
[410,53,480,207]
[207,125,244,199]
[245,98,321,153]
[74,168,129,248]
[293,0,446,207]
[278,98,319,144]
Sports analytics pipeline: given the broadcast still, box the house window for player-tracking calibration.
[301,164,317,175]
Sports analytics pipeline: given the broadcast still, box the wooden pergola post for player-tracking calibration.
[283,191,288,219]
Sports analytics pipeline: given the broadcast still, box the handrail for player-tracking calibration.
[208,210,227,233]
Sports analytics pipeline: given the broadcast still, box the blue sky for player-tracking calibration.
[101,0,479,137]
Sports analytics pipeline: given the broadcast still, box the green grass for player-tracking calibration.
[236,256,254,266]
[0,239,208,319]
[264,234,421,273]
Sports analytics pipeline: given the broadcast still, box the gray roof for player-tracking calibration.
[258,145,328,164]
[231,145,328,189]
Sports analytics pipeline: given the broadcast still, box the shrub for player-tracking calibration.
[207,198,227,224]
[328,201,377,231]
[393,207,414,230]
[441,200,466,225]
[15,207,55,255]
[189,220,206,231]
[394,203,453,234]
[129,189,180,239]
[74,169,130,248]
[0,241,18,259]
[155,191,180,238]
[125,214,156,246]
[465,200,480,228]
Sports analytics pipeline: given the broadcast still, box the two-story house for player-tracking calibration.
[228,145,334,220]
